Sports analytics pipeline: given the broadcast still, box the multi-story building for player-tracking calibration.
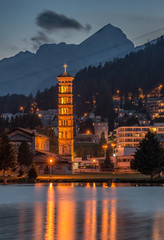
[115,126,164,149]
[112,125,164,171]
[147,98,164,118]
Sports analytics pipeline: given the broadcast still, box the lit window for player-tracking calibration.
[61,86,68,93]
[61,108,69,114]
[61,97,69,104]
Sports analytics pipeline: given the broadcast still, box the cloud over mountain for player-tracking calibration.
[36,10,91,31]
[31,31,54,50]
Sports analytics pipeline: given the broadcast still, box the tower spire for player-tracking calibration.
[63,63,68,73]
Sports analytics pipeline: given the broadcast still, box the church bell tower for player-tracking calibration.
[57,64,74,161]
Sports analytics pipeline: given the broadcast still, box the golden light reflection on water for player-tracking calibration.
[45,183,55,240]
[84,184,97,240]
[101,200,109,240]
[34,202,43,240]
[84,200,97,240]
[56,184,76,240]
[11,183,164,240]
[110,200,117,240]
[86,182,91,188]
[102,182,108,188]
[153,212,164,240]
[111,182,116,188]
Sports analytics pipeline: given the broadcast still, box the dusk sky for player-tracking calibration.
[1,0,164,59]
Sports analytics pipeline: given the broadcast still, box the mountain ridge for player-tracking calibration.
[0,23,134,96]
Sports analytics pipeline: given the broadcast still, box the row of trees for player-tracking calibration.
[0,114,42,134]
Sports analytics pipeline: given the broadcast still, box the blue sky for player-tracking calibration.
[0,0,164,59]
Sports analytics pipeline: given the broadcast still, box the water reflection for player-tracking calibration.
[56,184,76,240]
[1,184,164,239]
[45,183,55,240]
[110,200,117,240]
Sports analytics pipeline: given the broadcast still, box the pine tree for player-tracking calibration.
[0,134,17,176]
[28,164,38,180]
[18,141,33,168]
[101,149,114,170]
[131,131,164,179]
[97,132,107,157]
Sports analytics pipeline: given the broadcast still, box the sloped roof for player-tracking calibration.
[7,128,49,140]
[58,71,72,78]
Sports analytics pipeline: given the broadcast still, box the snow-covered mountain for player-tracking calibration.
[0,24,134,95]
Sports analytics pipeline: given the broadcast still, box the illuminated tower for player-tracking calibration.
[57,64,74,161]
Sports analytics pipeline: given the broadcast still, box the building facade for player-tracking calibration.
[7,128,50,154]
[115,126,164,149]
[112,125,164,171]
[93,122,108,142]
[57,64,74,161]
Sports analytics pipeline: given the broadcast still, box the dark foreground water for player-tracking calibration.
[0,183,164,240]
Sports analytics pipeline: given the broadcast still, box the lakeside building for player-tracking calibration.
[7,127,71,174]
[112,125,164,171]
[7,127,49,154]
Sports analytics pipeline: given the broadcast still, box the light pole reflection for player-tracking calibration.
[56,184,76,240]
[84,185,97,240]
[101,200,109,240]
[34,201,44,240]
[45,183,55,240]
[110,199,117,240]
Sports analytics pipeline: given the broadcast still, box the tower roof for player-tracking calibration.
[58,72,72,77]
[58,63,73,78]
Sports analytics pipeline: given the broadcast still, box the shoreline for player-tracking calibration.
[1,173,164,184]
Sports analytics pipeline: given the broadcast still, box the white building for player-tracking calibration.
[112,125,164,171]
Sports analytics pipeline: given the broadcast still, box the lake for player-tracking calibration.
[0,182,164,240]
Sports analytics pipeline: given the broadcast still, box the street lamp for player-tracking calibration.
[49,159,53,175]
[102,144,108,158]
[111,143,115,155]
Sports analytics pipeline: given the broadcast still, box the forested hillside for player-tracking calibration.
[74,37,164,127]
[0,37,164,130]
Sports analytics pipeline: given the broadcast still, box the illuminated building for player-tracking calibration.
[112,125,164,171]
[57,64,74,161]
[7,127,49,153]
[147,98,164,119]
[115,126,164,149]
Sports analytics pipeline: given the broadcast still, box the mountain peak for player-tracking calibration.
[80,23,134,52]
[0,23,135,95]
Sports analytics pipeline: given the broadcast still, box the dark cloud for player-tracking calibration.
[36,10,91,32]
[31,31,54,50]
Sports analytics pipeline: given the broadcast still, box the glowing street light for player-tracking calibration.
[111,143,115,148]
[86,130,91,135]
[19,106,24,112]
[49,159,53,175]
[102,144,108,158]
